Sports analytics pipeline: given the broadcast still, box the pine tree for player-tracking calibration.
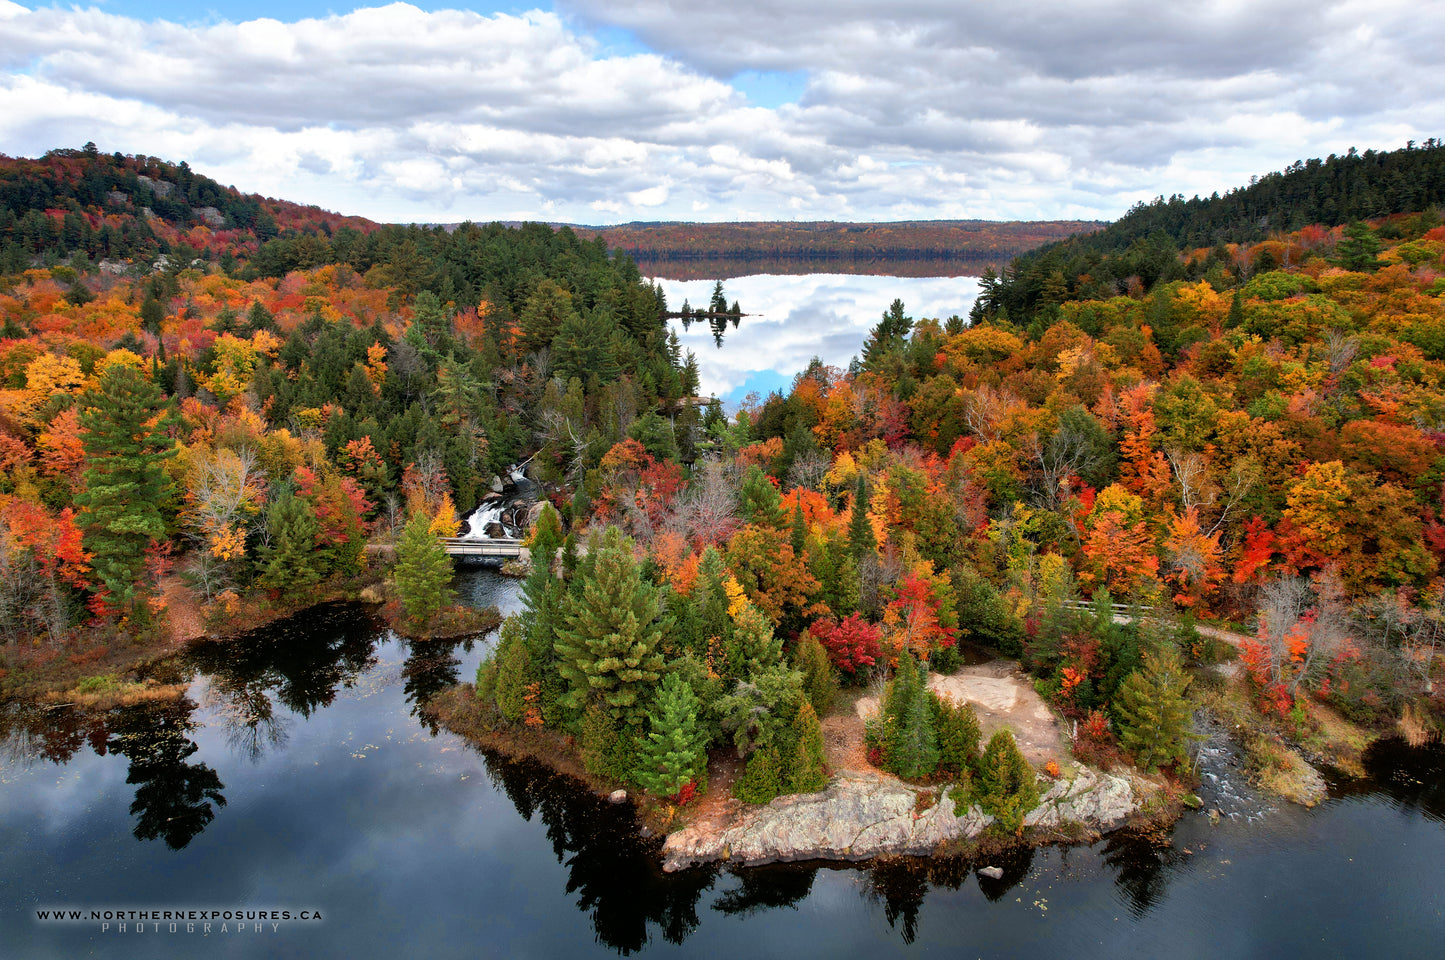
[739,465,783,526]
[1113,643,1195,772]
[788,700,829,793]
[633,673,709,798]
[519,503,566,722]
[393,510,453,625]
[553,528,671,728]
[977,729,1039,832]
[1226,290,1244,328]
[1337,221,1384,272]
[74,364,176,611]
[258,487,321,594]
[492,615,533,723]
[726,603,784,681]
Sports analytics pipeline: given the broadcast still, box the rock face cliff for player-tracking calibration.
[661,763,1142,872]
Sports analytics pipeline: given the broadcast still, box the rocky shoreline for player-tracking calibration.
[661,762,1148,872]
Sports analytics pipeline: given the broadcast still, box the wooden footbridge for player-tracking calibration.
[440,537,524,559]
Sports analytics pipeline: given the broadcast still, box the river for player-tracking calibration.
[2,568,1442,958]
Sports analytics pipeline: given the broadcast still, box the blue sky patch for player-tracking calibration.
[729,69,807,108]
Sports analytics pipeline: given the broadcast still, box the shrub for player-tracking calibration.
[977,729,1039,833]
[733,746,784,804]
[808,613,881,677]
[933,693,982,776]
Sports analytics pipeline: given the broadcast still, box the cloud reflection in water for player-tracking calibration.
[655,274,981,404]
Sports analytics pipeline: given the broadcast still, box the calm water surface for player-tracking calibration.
[655,274,981,404]
[2,568,1442,958]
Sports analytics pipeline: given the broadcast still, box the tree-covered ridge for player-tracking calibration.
[981,140,1445,326]
[0,147,708,654]
[569,219,1103,278]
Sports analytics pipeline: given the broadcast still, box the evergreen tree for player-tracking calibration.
[849,474,875,559]
[553,528,670,728]
[393,510,454,625]
[75,364,176,611]
[1226,290,1245,328]
[732,745,784,804]
[257,487,321,594]
[794,633,837,716]
[723,603,783,683]
[933,694,982,776]
[633,673,709,798]
[1337,221,1384,272]
[788,700,829,793]
[884,654,939,778]
[1113,643,1195,772]
[789,502,807,556]
[739,464,783,525]
[492,615,533,724]
[977,729,1039,833]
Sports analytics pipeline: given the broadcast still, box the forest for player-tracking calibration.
[2,141,1444,825]
[568,219,1102,279]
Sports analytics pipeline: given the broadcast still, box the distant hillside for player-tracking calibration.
[570,219,1103,278]
[980,139,1445,325]
[0,144,379,274]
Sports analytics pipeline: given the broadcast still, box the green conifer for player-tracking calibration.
[794,633,837,716]
[393,510,453,625]
[849,474,875,559]
[633,673,709,798]
[1113,643,1195,772]
[977,729,1039,833]
[258,488,321,594]
[788,701,829,793]
[885,654,940,778]
[552,528,670,728]
[933,693,982,776]
[74,364,177,611]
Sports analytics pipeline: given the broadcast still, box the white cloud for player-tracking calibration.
[0,2,1439,223]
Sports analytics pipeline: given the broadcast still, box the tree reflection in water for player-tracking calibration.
[711,863,817,916]
[480,750,718,954]
[186,602,379,727]
[107,699,226,850]
[401,637,469,733]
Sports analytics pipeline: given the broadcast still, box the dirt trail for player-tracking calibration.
[158,576,207,646]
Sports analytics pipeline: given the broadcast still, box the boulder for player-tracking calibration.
[608,789,628,804]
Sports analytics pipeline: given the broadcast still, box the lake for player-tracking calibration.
[2,568,1443,959]
[653,274,981,405]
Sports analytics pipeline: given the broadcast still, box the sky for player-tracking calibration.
[1,1,1441,225]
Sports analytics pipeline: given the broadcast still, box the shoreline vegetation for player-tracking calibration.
[2,142,1444,872]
